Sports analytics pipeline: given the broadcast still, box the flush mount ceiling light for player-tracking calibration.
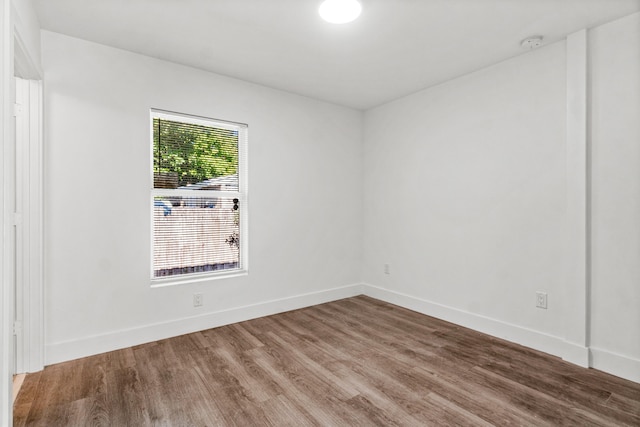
[319,0,362,24]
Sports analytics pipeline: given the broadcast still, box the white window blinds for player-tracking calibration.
[151,110,247,282]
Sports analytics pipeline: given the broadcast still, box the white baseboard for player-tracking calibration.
[562,341,590,368]
[363,285,639,383]
[361,284,581,364]
[45,283,364,365]
[591,347,640,383]
[44,282,640,385]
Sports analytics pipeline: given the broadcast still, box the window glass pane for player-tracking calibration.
[153,196,240,278]
[150,110,246,283]
[153,118,239,190]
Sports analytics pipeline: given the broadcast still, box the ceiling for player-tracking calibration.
[33,0,640,110]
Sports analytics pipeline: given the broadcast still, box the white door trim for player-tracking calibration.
[14,76,44,374]
[1,0,15,423]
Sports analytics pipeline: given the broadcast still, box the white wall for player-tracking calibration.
[362,41,569,354]
[589,13,640,381]
[362,13,640,382]
[12,0,41,75]
[42,31,363,364]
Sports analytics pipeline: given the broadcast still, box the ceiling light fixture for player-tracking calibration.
[319,0,362,24]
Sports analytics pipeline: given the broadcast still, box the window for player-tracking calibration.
[151,110,247,284]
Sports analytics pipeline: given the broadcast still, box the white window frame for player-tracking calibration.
[150,109,248,286]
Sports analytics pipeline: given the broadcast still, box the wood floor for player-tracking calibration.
[14,296,640,426]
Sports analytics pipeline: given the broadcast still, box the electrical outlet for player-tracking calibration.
[384,263,390,275]
[536,292,547,309]
[193,293,203,307]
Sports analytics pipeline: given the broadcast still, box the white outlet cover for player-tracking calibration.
[193,293,203,307]
[536,292,547,309]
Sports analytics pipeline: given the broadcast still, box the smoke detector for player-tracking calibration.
[521,36,544,50]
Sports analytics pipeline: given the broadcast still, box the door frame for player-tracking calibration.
[1,2,43,423]
[14,75,44,375]
[1,0,15,422]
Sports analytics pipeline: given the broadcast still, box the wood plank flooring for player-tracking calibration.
[14,296,640,426]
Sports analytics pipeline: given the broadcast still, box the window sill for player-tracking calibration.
[150,269,248,288]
